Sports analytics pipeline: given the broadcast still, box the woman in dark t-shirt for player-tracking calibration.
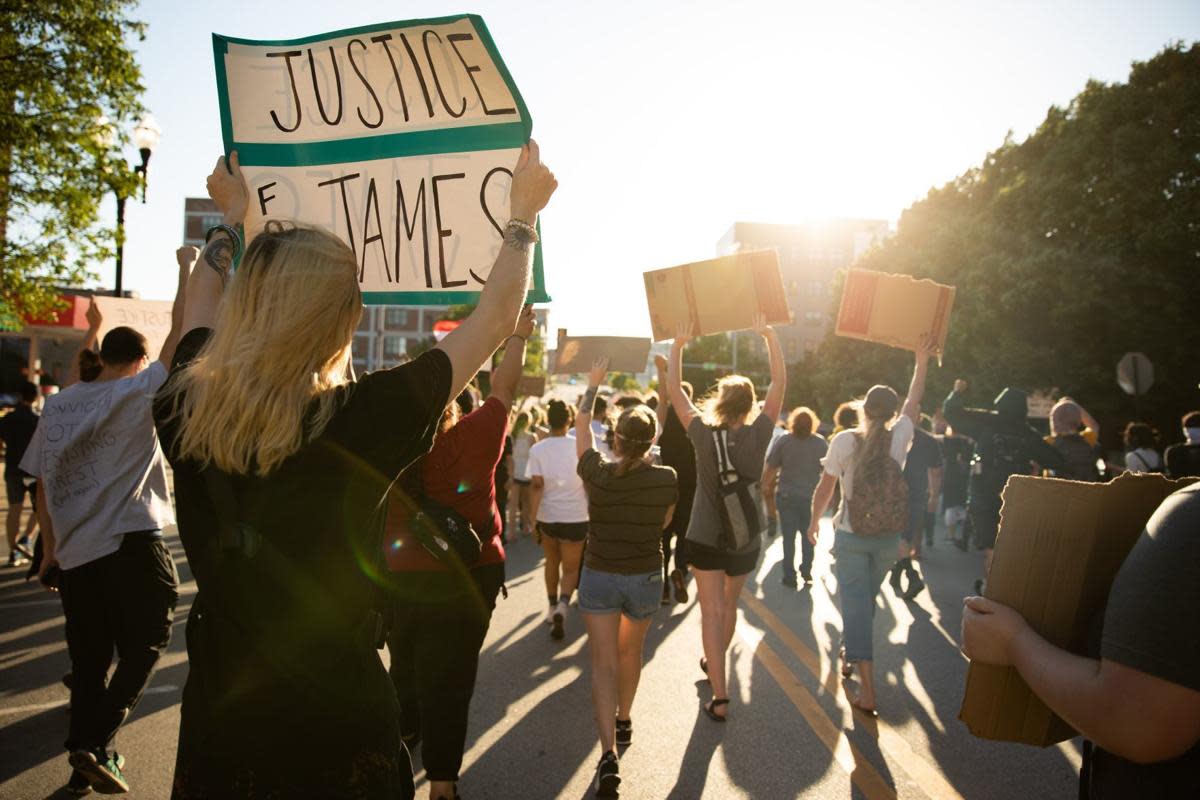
[575,358,677,798]
[153,146,556,799]
[667,315,787,723]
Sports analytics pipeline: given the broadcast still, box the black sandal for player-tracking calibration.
[704,698,729,722]
[839,647,853,680]
[615,717,632,747]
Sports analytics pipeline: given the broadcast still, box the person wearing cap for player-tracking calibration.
[806,342,934,715]
[1046,398,1104,481]
[943,379,1065,594]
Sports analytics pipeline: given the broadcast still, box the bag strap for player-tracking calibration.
[712,428,739,486]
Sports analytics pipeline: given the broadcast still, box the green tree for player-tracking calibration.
[1,2,147,328]
[807,43,1200,443]
[610,373,642,393]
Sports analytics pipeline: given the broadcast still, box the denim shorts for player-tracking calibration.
[578,566,662,620]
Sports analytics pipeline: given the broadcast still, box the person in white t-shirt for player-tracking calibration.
[526,398,590,640]
[20,247,193,795]
[806,341,934,716]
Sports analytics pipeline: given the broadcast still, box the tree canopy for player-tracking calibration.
[801,42,1200,445]
[0,1,145,329]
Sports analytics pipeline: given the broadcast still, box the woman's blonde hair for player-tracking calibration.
[853,385,900,488]
[161,223,363,475]
[699,375,756,428]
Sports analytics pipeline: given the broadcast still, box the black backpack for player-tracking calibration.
[975,429,1033,496]
[1052,435,1102,482]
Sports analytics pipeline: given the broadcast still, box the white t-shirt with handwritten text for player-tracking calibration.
[20,362,174,570]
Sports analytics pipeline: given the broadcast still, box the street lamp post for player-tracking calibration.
[107,115,162,297]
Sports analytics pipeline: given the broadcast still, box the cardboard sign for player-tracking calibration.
[93,297,174,361]
[553,332,651,375]
[518,374,546,397]
[959,473,1196,746]
[835,269,954,355]
[212,15,548,305]
[643,250,791,342]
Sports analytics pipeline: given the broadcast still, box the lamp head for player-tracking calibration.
[132,114,161,152]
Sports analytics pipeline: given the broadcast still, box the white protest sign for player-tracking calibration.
[93,297,173,361]
[213,14,547,305]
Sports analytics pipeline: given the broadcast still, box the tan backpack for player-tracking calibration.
[847,431,909,536]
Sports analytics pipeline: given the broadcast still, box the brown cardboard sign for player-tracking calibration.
[518,374,547,398]
[835,269,954,355]
[959,473,1196,746]
[94,296,174,361]
[643,250,792,342]
[552,332,651,375]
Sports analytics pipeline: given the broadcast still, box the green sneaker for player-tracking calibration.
[68,749,129,794]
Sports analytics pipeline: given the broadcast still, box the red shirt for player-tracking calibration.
[385,396,508,571]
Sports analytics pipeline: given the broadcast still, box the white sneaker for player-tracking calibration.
[545,605,555,624]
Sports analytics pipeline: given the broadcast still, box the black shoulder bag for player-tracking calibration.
[712,428,762,551]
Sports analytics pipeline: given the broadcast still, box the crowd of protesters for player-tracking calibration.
[1,139,1197,799]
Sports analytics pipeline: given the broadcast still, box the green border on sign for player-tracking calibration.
[211,13,549,306]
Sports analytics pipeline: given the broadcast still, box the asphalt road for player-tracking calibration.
[1,507,1083,799]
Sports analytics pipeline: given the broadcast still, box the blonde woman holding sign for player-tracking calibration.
[668,314,786,721]
[154,143,555,800]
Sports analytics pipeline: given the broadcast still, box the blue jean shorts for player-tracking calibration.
[578,566,662,620]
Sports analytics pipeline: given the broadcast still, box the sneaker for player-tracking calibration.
[551,601,565,640]
[15,536,34,559]
[66,769,92,796]
[615,718,632,747]
[782,573,798,589]
[68,749,129,794]
[8,552,29,568]
[595,751,621,797]
[800,572,813,586]
[545,605,555,625]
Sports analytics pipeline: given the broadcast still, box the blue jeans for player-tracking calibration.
[833,529,900,662]
[776,491,813,579]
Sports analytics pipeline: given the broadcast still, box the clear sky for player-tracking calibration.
[107,0,1200,337]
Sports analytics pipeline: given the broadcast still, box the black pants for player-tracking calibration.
[661,531,687,579]
[59,532,179,754]
[386,562,504,782]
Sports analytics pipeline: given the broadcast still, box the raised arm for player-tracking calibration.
[756,313,787,423]
[654,354,670,432]
[158,246,197,368]
[669,323,700,429]
[942,378,992,440]
[488,305,535,410]
[185,152,249,337]
[576,357,609,458]
[437,141,557,400]
[900,336,934,422]
[66,300,103,387]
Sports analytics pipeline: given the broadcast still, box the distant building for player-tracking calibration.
[183,197,223,249]
[717,220,891,360]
